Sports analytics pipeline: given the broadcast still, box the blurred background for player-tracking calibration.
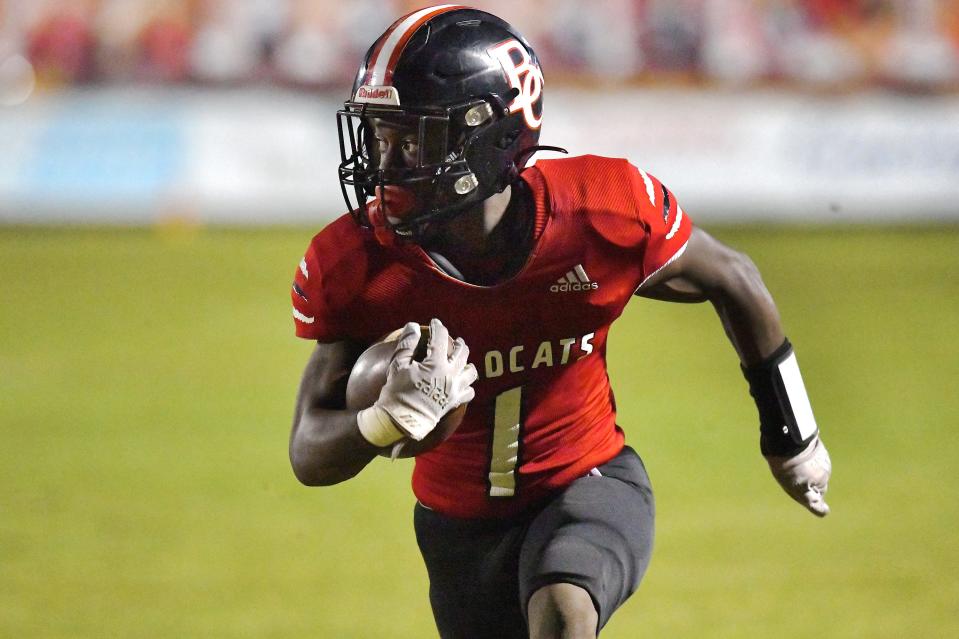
[2,0,959,222]
[2,2,958,638]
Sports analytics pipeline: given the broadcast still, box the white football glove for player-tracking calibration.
[765,435,832,517]
[357,319,477,447]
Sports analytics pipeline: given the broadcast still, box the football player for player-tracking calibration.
[289,6,832,638]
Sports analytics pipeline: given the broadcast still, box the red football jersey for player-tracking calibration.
[292,155,693,518]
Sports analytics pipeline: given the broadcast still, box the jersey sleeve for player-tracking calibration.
[290,241,344,342]
[626,165,694,286]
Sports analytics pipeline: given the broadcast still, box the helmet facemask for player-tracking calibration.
[337,91,523,244]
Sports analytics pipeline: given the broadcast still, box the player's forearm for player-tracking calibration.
[706,251,785,366]
[289,407,379,486]
[719,258,832,515]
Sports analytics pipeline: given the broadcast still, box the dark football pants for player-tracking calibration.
[413,446,655,638]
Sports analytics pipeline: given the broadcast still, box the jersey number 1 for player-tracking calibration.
[489,386,523,497]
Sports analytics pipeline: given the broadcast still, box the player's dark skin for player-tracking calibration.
[290,121,786,639]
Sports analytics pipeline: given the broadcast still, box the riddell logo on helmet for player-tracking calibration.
[354,85,401,106]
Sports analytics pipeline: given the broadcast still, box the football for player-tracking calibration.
[345,325,468,458]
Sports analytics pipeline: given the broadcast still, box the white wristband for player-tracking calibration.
[357,405,404,447]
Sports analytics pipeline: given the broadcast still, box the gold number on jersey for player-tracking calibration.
[489,386,522,497]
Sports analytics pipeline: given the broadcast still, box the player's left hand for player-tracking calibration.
[764,435,832,517]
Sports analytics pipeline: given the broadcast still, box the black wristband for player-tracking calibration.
[741,338,819,457]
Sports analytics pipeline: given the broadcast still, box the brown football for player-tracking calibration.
[345,326,468,458]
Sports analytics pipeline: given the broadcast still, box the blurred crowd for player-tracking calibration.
[1,0,958,91]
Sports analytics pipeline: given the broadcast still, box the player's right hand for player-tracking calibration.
[765,435,832,517]
[367,319,477,443]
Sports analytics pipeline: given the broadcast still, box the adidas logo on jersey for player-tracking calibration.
[550,264,599,293]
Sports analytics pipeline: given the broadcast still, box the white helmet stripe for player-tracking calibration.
[366,5,464,86]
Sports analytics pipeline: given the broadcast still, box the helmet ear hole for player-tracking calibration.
[496,130,520,150]
[464,115,524,194]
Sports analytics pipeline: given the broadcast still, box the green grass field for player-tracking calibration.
[2,225,957,638]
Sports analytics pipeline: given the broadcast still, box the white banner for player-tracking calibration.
[1,87,957,223]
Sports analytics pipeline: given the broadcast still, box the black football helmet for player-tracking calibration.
[337,5,560,244]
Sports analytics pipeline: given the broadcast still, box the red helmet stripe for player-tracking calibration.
[364,5,468,86]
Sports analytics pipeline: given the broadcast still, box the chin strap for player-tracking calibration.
[515,145,568,167]
[499,145,568,188]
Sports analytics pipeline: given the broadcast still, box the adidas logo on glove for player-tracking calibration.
[414,377,450,408]
[550,264,599,293]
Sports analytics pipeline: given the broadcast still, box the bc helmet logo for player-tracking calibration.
[488,39,544,130]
